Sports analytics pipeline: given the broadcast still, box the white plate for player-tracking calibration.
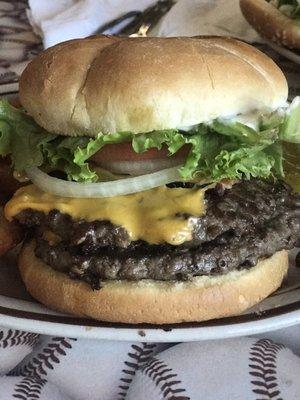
[266,40,300,64]
[0,250,299,342]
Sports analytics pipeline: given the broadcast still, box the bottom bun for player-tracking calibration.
[18,240,288,324]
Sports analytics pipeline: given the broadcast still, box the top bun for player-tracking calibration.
[240,0,300,50]
[20,36,288,138]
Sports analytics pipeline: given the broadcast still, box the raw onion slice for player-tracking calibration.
[25,166,182,198]
[98,158,183,176]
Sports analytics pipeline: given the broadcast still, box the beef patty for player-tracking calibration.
[17,179,299,250]
[16,179,300,289]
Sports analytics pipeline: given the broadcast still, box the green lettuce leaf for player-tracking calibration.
[0,99,299,184]
[0,101,56,171]
[132,121,285,180]
[276,0,300,18]
[0,101,132,182]
[43,132,132,182]
[279,103,300,143]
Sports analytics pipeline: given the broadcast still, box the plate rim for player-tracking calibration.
[0,299,299,342]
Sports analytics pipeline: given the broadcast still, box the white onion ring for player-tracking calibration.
[25,166,182,198]
[98,158,183,176]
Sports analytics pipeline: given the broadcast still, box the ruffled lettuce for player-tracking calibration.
[0,99,299,183]
[270,0,300,19]
[0,101,131,182]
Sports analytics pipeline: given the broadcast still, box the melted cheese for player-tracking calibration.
[5,184,208,245]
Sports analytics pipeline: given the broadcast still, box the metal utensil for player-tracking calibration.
[93,0,175,36]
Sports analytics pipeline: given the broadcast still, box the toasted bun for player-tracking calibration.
[19,36,288,138]
[240,0,300,50]
[18,240,288,324]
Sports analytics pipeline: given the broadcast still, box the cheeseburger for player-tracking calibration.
[1,36,300,324]
[240,0,300,50]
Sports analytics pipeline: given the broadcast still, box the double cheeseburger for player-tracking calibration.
[240,0,300,50]
[1,36,300,324]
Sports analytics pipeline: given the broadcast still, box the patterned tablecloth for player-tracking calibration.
[0,0,40,95]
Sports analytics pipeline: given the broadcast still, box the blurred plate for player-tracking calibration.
[0,249,299,342]
[266,40,300,64]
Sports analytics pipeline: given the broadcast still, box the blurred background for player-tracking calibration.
[0,0,299,98]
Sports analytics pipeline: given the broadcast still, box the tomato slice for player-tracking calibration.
[91,142,190,163]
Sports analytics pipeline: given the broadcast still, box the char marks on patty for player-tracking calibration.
[35,212,298,288]
[16,179,300,250]
[15,179,300,288]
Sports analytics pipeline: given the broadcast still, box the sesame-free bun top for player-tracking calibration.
[20,36,288,138]
[240,0,300,50]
